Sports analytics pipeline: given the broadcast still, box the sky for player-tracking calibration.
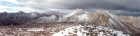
[0,0,140,16]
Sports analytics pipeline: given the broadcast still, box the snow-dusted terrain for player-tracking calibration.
[60,9,91,22]
[53,24,130,36]
[0,9,140,36]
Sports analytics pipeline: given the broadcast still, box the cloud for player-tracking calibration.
[0,0,45,13]
[0,0,140,16]
[107,10,140,16]
[23,0,140,16]
[0,0,20,4]
[0,5,45,13]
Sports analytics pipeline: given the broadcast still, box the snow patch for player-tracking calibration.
[27,28,45,31]
[78,13,90,22]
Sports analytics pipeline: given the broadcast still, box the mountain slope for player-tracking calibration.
[90,10,140,34]
[54,9,140,34]
[61,9,91,22]
[0,9,140,35]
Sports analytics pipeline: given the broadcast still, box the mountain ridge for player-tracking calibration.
[0,9,140,35]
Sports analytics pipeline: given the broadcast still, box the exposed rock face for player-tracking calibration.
[90,10,110,27]
[119,16,140,28]
[89,10,140,34]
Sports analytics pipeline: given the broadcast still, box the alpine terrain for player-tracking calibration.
[0,9,140,36]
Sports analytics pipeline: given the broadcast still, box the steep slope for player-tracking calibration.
[90,10,140,34]
[55,9,140,34]
[62,9,91,22]
[119,16,140,28]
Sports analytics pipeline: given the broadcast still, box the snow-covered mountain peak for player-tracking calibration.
[96,10,111,16]
[61,9,90,22]
[31,12,38,15]
[70,9,87,15]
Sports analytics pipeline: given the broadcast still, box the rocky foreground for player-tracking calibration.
[53,24,129,36]
[0,23,131,36]
[0,23,77,36]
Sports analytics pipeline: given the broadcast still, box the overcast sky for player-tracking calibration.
[0,0,140,16]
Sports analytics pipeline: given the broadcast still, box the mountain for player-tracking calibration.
[0,9,140,35]
[36,15,56,23]
[61,9,91,22]
[0,12,32,25]
[89,10,140,34]
[62,9,140,34]
[119,16,140,28]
